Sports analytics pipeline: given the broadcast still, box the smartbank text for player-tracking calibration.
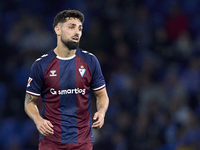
[50,88,86,95]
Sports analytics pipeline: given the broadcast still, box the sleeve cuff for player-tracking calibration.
[93,84,106,91]
[26,91,41,97]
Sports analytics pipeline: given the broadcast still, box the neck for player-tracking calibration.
[54,42,77,58]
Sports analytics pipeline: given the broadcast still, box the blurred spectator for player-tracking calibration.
[180,56,200,96]
[165,4,189,42]
[151,27,175,65]
[131,5,153,49]
[6,12,55,53]
[174,30,193,60]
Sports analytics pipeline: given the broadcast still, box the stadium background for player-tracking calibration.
[1,0,200,149]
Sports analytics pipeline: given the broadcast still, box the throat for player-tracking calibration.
[54,47,76,58]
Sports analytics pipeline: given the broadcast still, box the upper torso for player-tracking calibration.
[26,48,105,143]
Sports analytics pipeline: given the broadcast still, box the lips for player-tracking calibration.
[72,36,79,42]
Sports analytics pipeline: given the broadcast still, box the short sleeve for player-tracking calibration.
[90,56,106,91]
[26,62,44,97]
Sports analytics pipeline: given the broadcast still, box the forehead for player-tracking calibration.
[64,17,82,26]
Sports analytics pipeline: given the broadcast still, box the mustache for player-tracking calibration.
[72,34,79,38]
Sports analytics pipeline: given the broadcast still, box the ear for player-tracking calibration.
[54,25,61,36]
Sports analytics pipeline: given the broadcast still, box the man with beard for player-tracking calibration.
[24,10,109,150]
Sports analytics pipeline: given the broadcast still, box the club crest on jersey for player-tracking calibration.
[27,77,32,87]
[50,70,57,77]
[79,66,86,77]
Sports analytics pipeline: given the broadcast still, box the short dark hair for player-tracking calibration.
[53,10,84,28]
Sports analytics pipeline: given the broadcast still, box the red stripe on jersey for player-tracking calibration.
[43,57,62,142]
[75,55,92,143]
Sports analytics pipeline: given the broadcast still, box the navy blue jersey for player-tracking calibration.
[26,48,105,143]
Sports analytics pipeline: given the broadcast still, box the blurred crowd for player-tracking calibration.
[1,0,200,150]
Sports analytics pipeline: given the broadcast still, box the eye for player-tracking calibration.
[79,27,83,31]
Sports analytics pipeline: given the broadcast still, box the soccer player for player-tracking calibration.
[24,10,109,150]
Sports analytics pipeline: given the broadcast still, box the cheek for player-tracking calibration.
[79,33,82,38]
[61,31,70,40]
[61,28,70,36]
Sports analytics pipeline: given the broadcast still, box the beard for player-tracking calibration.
[61,36,79,50]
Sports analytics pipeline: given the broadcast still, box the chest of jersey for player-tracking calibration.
[43,56,91,98]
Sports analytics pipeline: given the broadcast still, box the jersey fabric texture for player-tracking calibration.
[26,48,106,143]
[39,139,93,150]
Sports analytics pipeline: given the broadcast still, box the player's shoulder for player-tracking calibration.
[34,50,56,65]
[78,48,97,60]
[30,50,56,71]
[79,48,95,56]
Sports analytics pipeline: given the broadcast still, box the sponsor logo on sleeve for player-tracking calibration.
[27,77,33,87]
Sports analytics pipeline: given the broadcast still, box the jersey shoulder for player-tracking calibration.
[30,50,56,75]
[77,48,97,62]
[32,50,56,67]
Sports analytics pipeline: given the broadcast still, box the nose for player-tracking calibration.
[75,27,81,36]
[74,33,79,38]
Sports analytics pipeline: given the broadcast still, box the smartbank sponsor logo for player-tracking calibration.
[50,88,86,95]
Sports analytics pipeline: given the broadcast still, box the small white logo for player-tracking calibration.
[27,77,32,87]
[50,88,57,95]
[50,70,57,76]
[79,66,86,77]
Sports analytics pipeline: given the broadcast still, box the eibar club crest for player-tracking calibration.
[79,65,86,77]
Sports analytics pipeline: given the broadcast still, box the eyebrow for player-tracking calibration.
[68,23,83,27]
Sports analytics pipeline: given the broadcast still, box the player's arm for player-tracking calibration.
[92,87,109,129]
[24,93,54,136]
